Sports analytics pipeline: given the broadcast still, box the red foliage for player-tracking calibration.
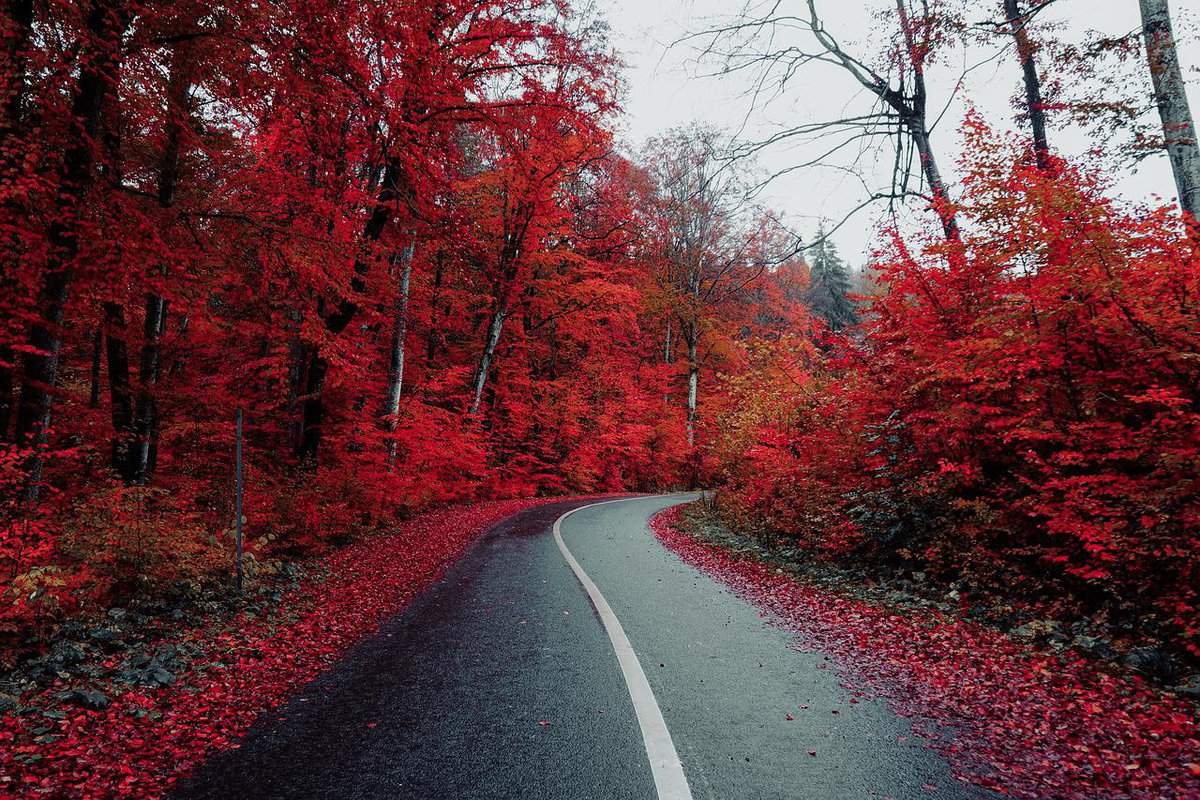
[0,497,587,797]
[718,120,1200,650]
[2,0,800,656]
[652,506,1200,800]
[5,0,1197,792]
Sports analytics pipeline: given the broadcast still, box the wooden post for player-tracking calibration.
[235,407,244,594]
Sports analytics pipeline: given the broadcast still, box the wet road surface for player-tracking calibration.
[176,495,991,799]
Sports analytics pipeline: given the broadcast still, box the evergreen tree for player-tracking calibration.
[804,229,859,330]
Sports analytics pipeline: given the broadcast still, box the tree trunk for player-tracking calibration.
[469,305,507,416]
[895,0,959,241]
[1004,0,1051,170]
[0,346,11,440]
[909,124,958,240]
[89,326,101,408]
[14,0,127,497]
[168,313,188,377]
[130,293,166,483]
[686,331,699,447]
[1138,0,1200,219]
[128,42,191,484]
[466,215,528,419]
[0,2,38,435]
[381,241,415,467]
[662,317,673,405]
[425,253,445,366]
[297,354,328,465]
[297,160,404,463]
[104,302,134,478]
[285,309,305,452]
[15,267,73,493]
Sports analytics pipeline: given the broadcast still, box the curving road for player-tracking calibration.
[176,495,991,800]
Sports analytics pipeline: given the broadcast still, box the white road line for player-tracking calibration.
[553,497,695,800]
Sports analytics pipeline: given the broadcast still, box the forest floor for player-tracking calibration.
[654,502,1200,799]
[0,496,596,798]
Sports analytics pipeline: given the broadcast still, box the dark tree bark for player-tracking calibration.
[130,294,167,482]
[908,123,956,239]
[168,313,188,377]
[104,302,134,478]
[285,308,306,453]
[129,42,192,484]
[14,0,128,497]
[297,160,404,463]
[0,1,35,438]
[296,356,328,465]
[1003,0,1051,169]
[468,212,531,416]
[0,346,12,441]
[89,326,101,408]
[425,252,445,366]
[892,0,958,240]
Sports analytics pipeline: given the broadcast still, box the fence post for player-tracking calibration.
[235,407,244,595]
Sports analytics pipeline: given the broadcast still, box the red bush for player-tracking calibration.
[719,120,1200,650]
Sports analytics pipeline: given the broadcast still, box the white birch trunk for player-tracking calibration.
[663,317,673,405]
[469,305,507,416]
[1139,0,1200,218]
[382,241,415,466]
[686,335,698,447]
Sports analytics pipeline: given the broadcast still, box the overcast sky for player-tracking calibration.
[596,0,1200,267]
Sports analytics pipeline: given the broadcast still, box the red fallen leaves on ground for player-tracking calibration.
[0,497,578,798]
[650,506,1200,800]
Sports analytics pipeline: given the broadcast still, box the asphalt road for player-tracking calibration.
[176,495,991,800]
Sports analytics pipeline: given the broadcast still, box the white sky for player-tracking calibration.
[598,0,1200,267]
